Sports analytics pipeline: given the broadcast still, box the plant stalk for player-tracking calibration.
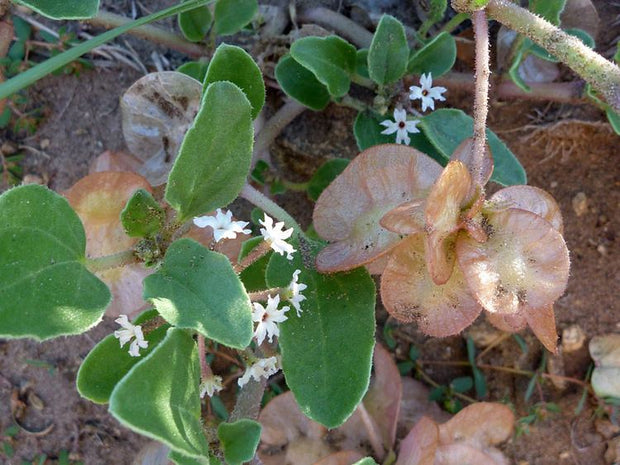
[253,100,306,162]
[85,249,138,273]
[240,183,304,236]
[452,0,620,112]
[86,10,205,58]
[297,7,373,48]
[471,9,490,188]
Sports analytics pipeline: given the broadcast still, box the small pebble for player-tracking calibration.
[562,325,586,352]
[550,181,558,188]
[39,138,50,149]
[572,192,588,216]
[559,451,571,460]
[597,244,608,256]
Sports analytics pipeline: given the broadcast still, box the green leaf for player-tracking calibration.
[450,376,474,393]
[290,36,357,98]
[217,419,261,465]
[355,49,370,79]
[353,111,442,161]
[238,237,271,292]
[419,0,448,36]
[529,0,566,25]
[109,328,210,458]
[0,185,110,340]
[165,81,253,221]
[508,47,530,92]
[169,450,210,465]
[76,310,170,404]
[407,31,456,77]
[353,459,379,465]
[143,238,253,349]
[275,55,330,111]
[214,0,258,36]
[307,158,350,202]
[12,16,31,41]
[14,0,99,19]
[266,239,376,428]
[177,61,209,82]
[178,0,212,42]
[606,108,620,135]
[120,189,165,238]
[419,109,527,186]
[367,15,408,85]
[204,44,265,119]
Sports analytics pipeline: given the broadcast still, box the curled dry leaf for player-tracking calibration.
[524,304,558,353]
[589,334,620,399]
[380,199,426,236]
[456,209,570,316]
[449,137,493,188]
[434,444,508,465]
[395,416,438,465]
[489,185,564,233]
[64,171,153,318]
[381,236,483,337]
[313,144,442,272]
[121,71,202,186]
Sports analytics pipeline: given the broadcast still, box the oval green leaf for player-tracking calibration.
[165,81,253,221]
[177,61,209,82]
[14,0,99,19]
[143,238,253,349]
[109,328,210,458]
[204,44,265,119]
[178,1,212,42]
[356,49,370,79]
[275,55,330,111]
[214,0,258,36]
[407,31,456,77]
[368,15,408,85]
[419,108,527,186]
[121,189,165,238]
[76,310,170,404]
[290,36,357,98]
[307,158,350,202]
[0,185,110,340]
[266,239,376,428]
[217,419,261,465]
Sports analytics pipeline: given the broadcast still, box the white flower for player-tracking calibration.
[286,269,307,317]
[259,213,296,260]
[409,73,447,112]
[193,208,251,242]
[238,356,279,387]
[252,294,289,345]
[199,375,223,399]
[114,314,148,357]
[380,109,420,145]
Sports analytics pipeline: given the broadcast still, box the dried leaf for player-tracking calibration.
[485,312,527,332]
[312,451,365,465]
[518,55,560,83]
[435,444,507,465]
[489,186,563,233]
[381,236,483,336]
[121,72,202,186]
[89,150,143,175]
[561,0,600,42]
[449,138,493,187]
[363,344,402,449]
[64,171,153,318]
[437,403,514,448]
[456,209,569,316]
[380,199,426,235]
[314,145,442,272]
[395,416,438,465]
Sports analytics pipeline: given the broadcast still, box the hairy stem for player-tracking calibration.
[85,249,138,273]
[453,0,620,112]
[298,7,373,48]
[197,335,214,379]
[86,10,205,58]
[240,184,304,236]
[471,9,490,188]
[234,240,272,274]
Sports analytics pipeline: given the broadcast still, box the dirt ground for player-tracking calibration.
[0,1,618,464]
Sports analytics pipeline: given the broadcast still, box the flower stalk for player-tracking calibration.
[85,249,138,273]
[471,9,490,189]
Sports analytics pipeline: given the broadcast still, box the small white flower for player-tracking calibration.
[409,73,447,112]
[114,314,148,357]
[380,109,420,145]
[259,213,296,260]
[238,356,279,387]
[193,208,251,242]
[286,269,307,317]
[199,375,223,399]
[252,294,289,345]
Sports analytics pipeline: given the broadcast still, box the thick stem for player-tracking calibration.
[253,100,306,161]
[240,184,304,236]
[460,0,620,112]
[471,9,490,189]
[85,249,138,273]
[86,10,205,58]
[297,7,373,48]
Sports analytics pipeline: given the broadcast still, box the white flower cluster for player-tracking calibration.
[238,356,279,388]
[193,208,251,242]
[380,72,447,145]
[113,315,148,357]
[199,375,223,399]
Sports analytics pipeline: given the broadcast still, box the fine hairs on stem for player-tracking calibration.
[471,9,490,189]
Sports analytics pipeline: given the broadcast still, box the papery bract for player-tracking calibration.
[313,144,442,272]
